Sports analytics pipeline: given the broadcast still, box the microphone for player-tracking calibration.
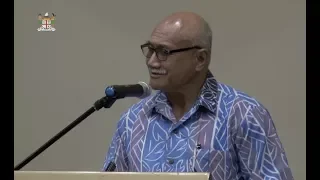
[14,81,151,171]
[105,81,152,99]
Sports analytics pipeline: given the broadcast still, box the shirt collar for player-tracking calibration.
[196,71,218,112]
[145,71,219,114]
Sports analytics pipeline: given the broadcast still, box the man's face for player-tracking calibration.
[144,26,198,92]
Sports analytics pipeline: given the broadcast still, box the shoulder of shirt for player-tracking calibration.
[117,91,159,122]
[217,82,278,140]
[217,81,270,113]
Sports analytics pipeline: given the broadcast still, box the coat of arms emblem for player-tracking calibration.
[37,12,56,31]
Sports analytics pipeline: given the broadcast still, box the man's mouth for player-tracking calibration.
[150,69,167,78]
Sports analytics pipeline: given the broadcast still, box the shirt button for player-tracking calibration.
[167,158,174,164]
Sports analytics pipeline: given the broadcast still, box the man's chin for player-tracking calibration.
[148,82,162,90]
[148,79,167,91]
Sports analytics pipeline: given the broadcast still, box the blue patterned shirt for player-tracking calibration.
[103,72,294,180]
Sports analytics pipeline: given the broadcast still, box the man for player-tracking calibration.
[103,12,294,180]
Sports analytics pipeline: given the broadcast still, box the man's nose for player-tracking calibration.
[147,52,161,67]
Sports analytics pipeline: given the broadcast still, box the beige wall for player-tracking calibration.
[14,0,306,179]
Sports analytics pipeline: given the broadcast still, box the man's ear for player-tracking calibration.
[195,49,208,71]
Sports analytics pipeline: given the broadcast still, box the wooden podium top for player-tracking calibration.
[14,171,210,180]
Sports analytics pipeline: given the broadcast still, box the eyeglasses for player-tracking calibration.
[140,43,202,61]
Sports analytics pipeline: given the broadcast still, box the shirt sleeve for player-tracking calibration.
[234,105,294,180]
[102,111,129,172]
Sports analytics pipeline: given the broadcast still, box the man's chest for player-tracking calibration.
[127,111,237,176]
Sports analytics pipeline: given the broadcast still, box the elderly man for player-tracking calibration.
[103,12,294,180]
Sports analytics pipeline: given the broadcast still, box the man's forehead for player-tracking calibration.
[146,39,192,49]
[149,20,183,42]
[149,31,193,48]
[156,19,183,32]
[146,40,171,48]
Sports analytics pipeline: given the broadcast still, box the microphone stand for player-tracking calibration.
[14,96,117,170]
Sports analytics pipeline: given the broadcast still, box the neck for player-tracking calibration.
[166,71,207,120]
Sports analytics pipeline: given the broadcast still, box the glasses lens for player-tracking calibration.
[142,46,154,58]
[156,49,169,61]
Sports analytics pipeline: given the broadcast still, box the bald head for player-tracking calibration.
[153,12,212,52]
[145,12,212,92]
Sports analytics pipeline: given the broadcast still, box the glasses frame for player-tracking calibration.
[140,43,203,61]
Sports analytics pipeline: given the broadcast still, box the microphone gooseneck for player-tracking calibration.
[14,81,151,170]
[14,106,97,170]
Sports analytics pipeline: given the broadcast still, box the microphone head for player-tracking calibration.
[104,81,152,99]
[138,81,152,99]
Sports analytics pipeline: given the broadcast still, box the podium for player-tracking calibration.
[14,171,210,180]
